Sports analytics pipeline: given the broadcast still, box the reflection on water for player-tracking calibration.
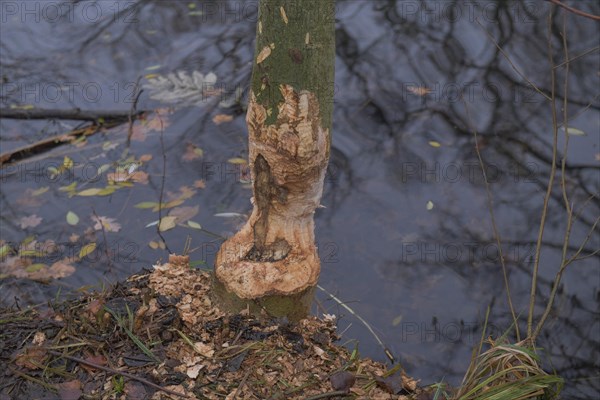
[1,1,598,398]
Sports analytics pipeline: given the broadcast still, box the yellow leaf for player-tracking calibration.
[228,157,247,165]
[77,188,102,196]
[256,46,272,64]
[62,156,74,170]
[79,243,97,258]
[31,187,49,196]
[157,198,185,211]
[158,216,178,232]
[428,140,441,148]
[426,201,434,210]
[280,6,288,24]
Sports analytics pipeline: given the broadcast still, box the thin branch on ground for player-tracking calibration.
[0,107,143,121]
[46,350,192,399]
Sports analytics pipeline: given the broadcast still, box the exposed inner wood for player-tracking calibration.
[214,84,329,299]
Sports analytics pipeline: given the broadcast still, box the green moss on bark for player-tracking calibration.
[251,0,335,131]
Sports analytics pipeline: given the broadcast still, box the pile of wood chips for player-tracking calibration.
[0,255,432,400]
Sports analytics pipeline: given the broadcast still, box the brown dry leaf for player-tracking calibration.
[19,214,42,229]
[57,380,82,400]
[183,143,204,161]
[81,353,108,373]
[16,189,45,208]
[48,259,76,278]
[212,114,233,125]
[178,186,196,200]
[330,371,356,392]
[193,180,206,189]
[91,215,121,232]
[407,85,432,96]
[145,113,170,132]
[130,171,149,184]
[139,154,153,162]
[124,381,147,400]
[130,124,147,142]
[168,206,199,224]
[14,346,47,370]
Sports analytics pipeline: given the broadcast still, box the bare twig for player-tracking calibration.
[316,285,395,364]
[546,0,600,21]
[462,96,520,341]
[46,350,192,399]
[126,76,144,149]
[527,9,561,339]
[475,18,552,101]
[156,114,171,253]
[553,46,599,69]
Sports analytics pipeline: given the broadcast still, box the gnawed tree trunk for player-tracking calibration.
[213,0,335,320]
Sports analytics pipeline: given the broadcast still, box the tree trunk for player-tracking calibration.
[213,0,335,320]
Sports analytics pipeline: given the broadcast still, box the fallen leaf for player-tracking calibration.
[130,171,149,184]
[79,243,97,258]
[159,216,178,232]
[212,114,233,125]
[135,201,161,209]
[183,143,204,161]
[57,380,82,400]
[91,216,121,232]
[19,214,42,229]
[14,347,47,370]
[31,187,49,196]
[256,45,272,64]
[562,126,586,136]
[66,211,79,226]
[77,188,102,196]
[407,85,432,96]
[330,371,356,393]
[124,381,147,400]
[426,201,434,210]
[193,180,206,189]
[48,259,76,278]
[228,157,247,165]
[428,140,441,148]
[81,353,107,373]
[186,364,205,379]
[187,221,202,230]
[168,206,199,224]
[139,154,153,162]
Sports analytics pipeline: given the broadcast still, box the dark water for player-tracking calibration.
[1,1,599,398]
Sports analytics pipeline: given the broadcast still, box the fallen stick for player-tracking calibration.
[47,350,193,399]
[0,107,145,121]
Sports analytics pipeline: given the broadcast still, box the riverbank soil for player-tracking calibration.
[0,255,430,400]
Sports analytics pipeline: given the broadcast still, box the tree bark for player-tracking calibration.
[213,0,335,320]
